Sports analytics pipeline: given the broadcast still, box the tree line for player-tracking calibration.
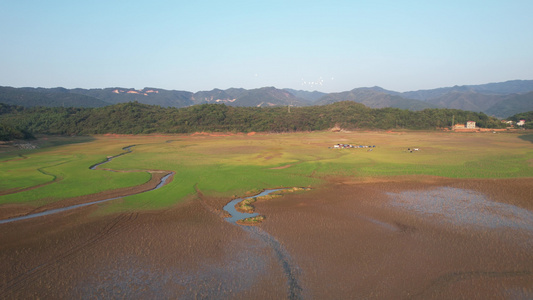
[508,111,533,129]
[0,101,509,139]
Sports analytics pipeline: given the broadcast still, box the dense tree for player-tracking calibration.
[509,111,533,129]
[0,123,34,141]
[0,101,507,139]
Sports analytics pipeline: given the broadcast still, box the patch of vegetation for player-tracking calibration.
[0,101,506,136]
[509,111,533,129]
[236,215,266,225]
[0,123,34,141]
[236,197,257,213]
[1,131,531,212]
[0,137,152,205]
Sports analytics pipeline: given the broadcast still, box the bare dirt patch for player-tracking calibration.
[255,177,533,299]
[270,164,293,170]
[0,196,288,299]
[1,176,532,298]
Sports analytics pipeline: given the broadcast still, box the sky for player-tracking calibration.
[1,0,532,93]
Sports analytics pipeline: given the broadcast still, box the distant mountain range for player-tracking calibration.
[1,80,532,118]
[313,87,438,111]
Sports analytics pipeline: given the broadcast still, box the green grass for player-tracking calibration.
[518,134,533,143]
[0,136,153,205]
[1,131,531,212]
[237,215,266,225]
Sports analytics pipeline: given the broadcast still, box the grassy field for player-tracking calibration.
[1,131,532,211]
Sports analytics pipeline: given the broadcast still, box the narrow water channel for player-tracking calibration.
[0,146,173,225]
[223,189,303,300]
[89,145,134,170]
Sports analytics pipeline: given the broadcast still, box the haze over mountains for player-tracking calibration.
[1,80,532,118]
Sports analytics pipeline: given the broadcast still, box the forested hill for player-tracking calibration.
[2,80,533,118]
[0,101,507,137]
[0,123,34,141]
[0,86,110,108]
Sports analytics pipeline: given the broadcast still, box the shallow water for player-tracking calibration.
[78,241,270,299]
[223,189,303,300]
[387,187,533,232]
[89,145,134,170]
[223,189,282,225]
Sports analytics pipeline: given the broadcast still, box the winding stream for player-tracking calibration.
[223,189,283,224]
[223,189,303,300]
[89,145,134,170]
[0,146,173,225]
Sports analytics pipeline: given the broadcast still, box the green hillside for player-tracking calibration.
[0,86,109,108]
[0,101,505,138]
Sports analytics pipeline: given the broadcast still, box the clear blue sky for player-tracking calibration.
[1,0,532,92]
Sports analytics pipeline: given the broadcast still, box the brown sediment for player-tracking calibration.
[0,192,288,299]
[190,132,247,137]
[0,176,532,298]
[0,203,37,220]
[255,177,533,299]
[270,164,292,169]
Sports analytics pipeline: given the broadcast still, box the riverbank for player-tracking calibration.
[1,176,531,298]
[0,170,173,221]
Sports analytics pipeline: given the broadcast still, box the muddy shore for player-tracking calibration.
[257,177,533,299]
[0,171,172,221]
[0,177,532,299]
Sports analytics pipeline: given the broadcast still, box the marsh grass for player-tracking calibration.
[1,131,531,211]
[236,197,257,213]
[237,215,266,225]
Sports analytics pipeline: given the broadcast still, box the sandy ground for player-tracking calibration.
[0,176,532,299]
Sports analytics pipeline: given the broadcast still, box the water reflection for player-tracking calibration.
[388,187,533,232]
[223,189,303,300]
[223,189,282,225]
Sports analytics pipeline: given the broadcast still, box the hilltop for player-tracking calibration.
[1,80,532,118]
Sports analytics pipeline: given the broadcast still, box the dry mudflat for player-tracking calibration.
[257,176,533,299]
[0,176,532,299]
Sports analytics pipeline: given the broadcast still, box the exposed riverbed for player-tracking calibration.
[223,189,303,300]
[1,177,531,299]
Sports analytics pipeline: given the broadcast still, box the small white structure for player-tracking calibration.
[466,121,476,129]
[517,120,526,126]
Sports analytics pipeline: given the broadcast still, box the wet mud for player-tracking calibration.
[224,189,302,299]
[256,177,533,299]
[0,177,532,299]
